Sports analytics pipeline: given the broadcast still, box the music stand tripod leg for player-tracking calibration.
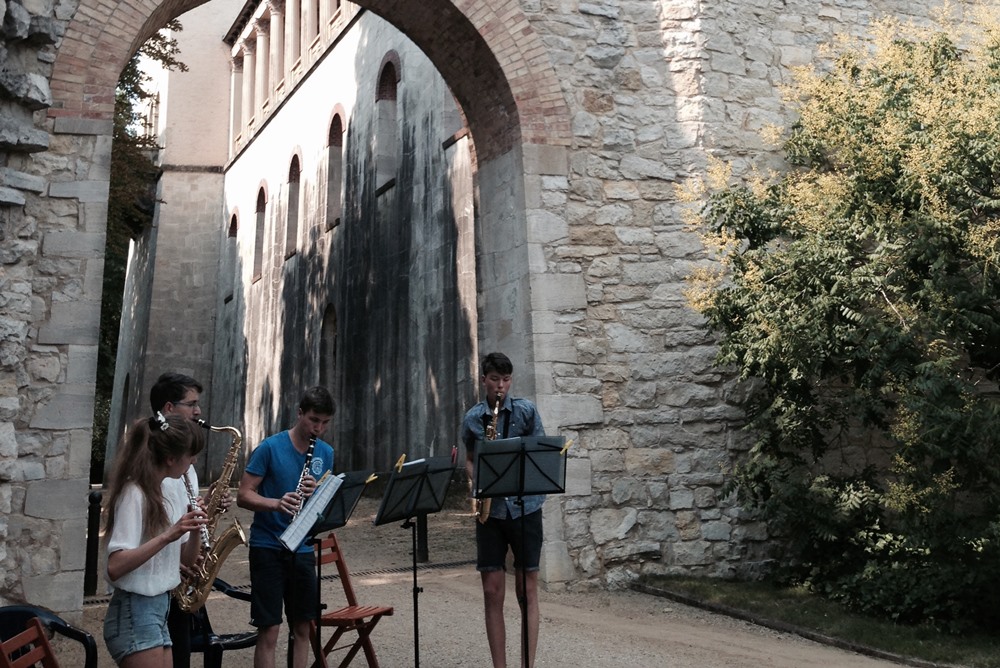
[402,516,423,668]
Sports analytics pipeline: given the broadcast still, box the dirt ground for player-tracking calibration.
[75,493,909,668]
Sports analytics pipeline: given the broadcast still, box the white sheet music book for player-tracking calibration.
[279,473,344,552]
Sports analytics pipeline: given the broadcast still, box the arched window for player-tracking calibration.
[326,113,344,230]
[253,187,266,282]
[375,54,399,192]
[286,155,300,259]
[377,62,397,102]
[225,212,239,303]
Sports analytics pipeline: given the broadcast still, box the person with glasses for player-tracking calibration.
[149,372,212,668]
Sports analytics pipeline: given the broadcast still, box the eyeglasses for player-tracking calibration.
[173,400,200,408]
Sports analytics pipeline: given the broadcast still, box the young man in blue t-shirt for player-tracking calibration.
[237,386,335,668]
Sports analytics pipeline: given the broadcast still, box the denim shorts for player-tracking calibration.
[476,509,543,572]
[103,588,171,663]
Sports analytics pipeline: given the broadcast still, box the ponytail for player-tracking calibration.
[103,414,201,543]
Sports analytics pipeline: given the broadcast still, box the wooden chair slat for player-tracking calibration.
[311,533,394,668]
[0,618,59,668]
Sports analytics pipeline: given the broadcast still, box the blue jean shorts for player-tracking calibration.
[103,588,171,663]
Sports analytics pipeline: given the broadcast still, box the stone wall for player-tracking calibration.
[0,0,98,615]
[214,12,480,470]
[526,0,998,591]
[2,0,995,615]
[0,0,67,203]
[104,167,226,476]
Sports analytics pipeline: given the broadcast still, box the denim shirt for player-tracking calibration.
[462,395,546,519]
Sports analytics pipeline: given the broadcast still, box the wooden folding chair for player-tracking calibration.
[0,617,58,668]
[0,606,96,668]
[311,533,394,668]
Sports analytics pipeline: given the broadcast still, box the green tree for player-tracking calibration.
[92,22,187,482]
[684,14,1000,631]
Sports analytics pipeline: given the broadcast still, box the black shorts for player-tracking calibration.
[476,509,543,573]
[248,546,318,627]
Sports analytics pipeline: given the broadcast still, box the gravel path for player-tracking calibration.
[76,494,907,668]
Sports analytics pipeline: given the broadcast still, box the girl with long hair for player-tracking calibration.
[102,413,207,667]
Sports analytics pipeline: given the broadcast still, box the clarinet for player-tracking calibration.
[182,472,212,550]
[292,436,317,518]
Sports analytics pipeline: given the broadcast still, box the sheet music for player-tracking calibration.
[279,473,344,552]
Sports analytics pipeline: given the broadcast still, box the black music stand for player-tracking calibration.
[473,436,567,668]
[282,470,373,668]
[372,456,455,668]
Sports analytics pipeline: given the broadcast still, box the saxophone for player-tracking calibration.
[173,421,247,613]
[474,393,502,523]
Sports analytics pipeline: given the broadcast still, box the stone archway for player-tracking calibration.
[10,0,997,624]
[4,0,574,615]
[50,0,571,151]
[48,2,574,376]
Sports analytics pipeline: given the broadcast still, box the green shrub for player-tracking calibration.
[686,14,1000,630]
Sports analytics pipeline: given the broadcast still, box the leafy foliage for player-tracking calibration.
[684,14,1000,631]
[92,22,187,482]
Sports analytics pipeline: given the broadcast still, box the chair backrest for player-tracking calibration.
[0,605,95,668]
[189,579,258,666]
[0,617,59,668]
[313,533,358,606]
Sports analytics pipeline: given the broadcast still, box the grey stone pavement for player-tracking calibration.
[75,496,911,668]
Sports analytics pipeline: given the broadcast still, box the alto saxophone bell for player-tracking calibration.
[173,421,247,613]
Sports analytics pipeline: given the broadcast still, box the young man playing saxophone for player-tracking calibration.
[462,352,547,668]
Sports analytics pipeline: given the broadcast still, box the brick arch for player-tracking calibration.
[377,50,401,83]
[48,0,209,119]
[50,0,571,157]
[375,51,400,101]
[328,104,347,147]
[358,0,571,158]
[287,149,303,181]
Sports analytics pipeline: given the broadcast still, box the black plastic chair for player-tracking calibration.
[0,604,97,668]
[189,578,258,668]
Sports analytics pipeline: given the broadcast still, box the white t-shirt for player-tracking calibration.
[105,479,189,596]
[162,465,198,523]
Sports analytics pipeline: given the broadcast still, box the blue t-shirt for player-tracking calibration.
[245,430,334,552]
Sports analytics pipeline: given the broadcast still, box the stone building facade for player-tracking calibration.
[107,0,482,480]
[0,0,989,617]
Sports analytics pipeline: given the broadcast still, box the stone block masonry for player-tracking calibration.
[0,0,100,616]
[1,0,993,619]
